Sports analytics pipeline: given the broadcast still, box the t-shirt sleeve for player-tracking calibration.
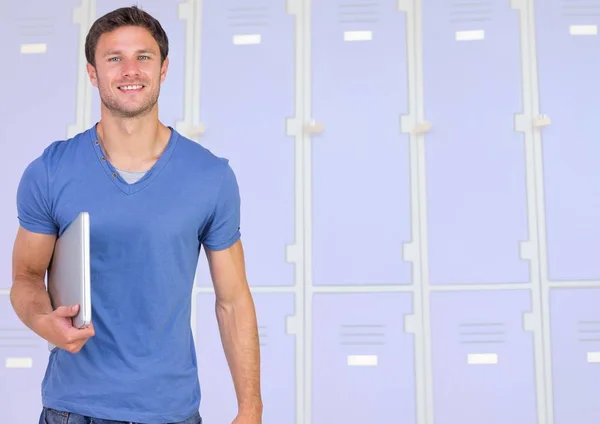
[16,157,58,235]
[201,161,241,251]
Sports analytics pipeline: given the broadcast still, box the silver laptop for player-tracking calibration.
[47,211,91,337]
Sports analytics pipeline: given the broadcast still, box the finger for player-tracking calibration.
[66,325,95,340]
[64,342,86,354]
[53,305,80,318]
[77,321,95,336]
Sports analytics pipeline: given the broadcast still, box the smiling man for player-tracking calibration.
[9,6,262,424]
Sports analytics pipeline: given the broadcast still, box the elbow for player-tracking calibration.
[9,277,26,307]
[215,298,233,316]
[215,288,255,318]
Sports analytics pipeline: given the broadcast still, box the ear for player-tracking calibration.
[87,63,98,88]
[160,57,169,83]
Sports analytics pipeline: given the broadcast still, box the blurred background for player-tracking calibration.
[1,0,599,423]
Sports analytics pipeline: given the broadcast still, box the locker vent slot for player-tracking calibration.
[258,325,268,347]
[578,320,600,342]
[562,0,600,17]
[339,2,379,24]
[340,324,385,346]
[449,1,492,23]
[458,322,505,344]
[227,6,269,28]
[18,18,55,37]
[0,326,39,348]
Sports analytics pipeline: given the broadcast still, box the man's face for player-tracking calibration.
[87,25,168,119]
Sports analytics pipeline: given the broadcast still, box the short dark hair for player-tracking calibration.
[85,5,169,67]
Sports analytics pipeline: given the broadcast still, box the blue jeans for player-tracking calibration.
[39,407,202,424]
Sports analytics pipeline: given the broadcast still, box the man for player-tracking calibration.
[10,6,262,424]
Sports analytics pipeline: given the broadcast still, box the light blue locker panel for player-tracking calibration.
[430,290,537,424]
[0,0,80,289]
[0,295,49,423]
[195,293,295,424]
[311,1,412,286]
[312,293,416,424]
[195,0,295,288]
[549,288,600,424]
[91,0,185,129]
[533,3,600,281]
[422,2,529,285]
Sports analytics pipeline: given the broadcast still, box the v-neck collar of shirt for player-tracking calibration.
[89,123,178,195]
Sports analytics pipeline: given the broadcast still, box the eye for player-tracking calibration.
[139,55,150,60]
[108,57,120,62]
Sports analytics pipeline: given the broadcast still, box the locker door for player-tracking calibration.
[0,295,49,423]
[533,4,600,281]
[312,293,416,424]
[0,0,80,289]
[91,0,186,130]
[430,290,537,424]
[549,288,600,424]
[195,0,296,288]
[195,293,295,424]
[422,2,529,285]
[311,1,412,286]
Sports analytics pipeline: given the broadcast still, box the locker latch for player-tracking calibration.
[533,114,551,128]
[412,121,432,135]
[305,120,324,134]
[186,123,207,137]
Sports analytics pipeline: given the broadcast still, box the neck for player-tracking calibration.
[96,106,171,172]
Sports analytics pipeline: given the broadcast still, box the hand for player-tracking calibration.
[232,416,260,424]
[232,408,262,424]
[34,304,95,353]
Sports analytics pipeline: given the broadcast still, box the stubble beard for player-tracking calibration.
[98,76,160,119]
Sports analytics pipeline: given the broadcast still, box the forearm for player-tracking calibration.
[216,290,263,415]
[10,276,52,333]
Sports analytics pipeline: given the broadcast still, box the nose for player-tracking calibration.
[120,58,141,78]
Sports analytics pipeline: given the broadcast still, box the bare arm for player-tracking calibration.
[205,239,263,420]
[10,226,95,353]
[10,226,56,331]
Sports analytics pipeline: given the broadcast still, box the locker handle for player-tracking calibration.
[187,123,207,137]
[533,114,551,128]
[305,120,324,135]
[412,121,432,135]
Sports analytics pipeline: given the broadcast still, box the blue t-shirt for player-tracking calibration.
[16,125,241,423]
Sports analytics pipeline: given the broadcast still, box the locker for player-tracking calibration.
[0,0,80,289]
[312,293,416,424]
[549,288,600,424]
[533,4,600,281]
[91,0,185,130]
[311,0,413,286]
[0,295,49,423]
[195,292,295,424]
[430,290,537,424]
[195,0,296,288]
[422,2,529,285]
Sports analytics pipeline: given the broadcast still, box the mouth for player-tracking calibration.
[118,84,145,93]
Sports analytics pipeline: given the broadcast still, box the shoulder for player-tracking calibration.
[24,128,90,180]
[16,129,91,234]
[172,130,235,179]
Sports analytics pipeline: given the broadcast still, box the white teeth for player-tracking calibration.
[120,85,143,91]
